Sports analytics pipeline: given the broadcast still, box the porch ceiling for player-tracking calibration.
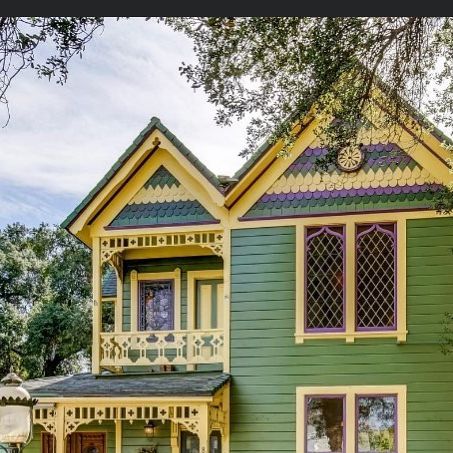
[24,371,230,398]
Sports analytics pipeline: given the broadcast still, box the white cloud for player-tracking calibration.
[0,18,249,224]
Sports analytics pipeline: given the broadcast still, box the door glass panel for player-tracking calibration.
[139,280,174,331]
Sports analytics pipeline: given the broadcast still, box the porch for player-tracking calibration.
[25,372,230,453]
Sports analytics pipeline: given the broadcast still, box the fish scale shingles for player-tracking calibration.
[109,165,216,227]
[145,165,180,189]
[244,143,444,219]
[110,200,215,227]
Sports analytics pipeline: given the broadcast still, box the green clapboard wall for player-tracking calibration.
[230,218,453,452]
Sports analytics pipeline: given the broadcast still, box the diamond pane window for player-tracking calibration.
[306,395,345,453]
[305,226,345,331]
[357,395,397,453]
[139,280,174,331]
[356,223,396,330]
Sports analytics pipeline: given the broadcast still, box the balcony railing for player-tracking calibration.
[100,329,224,368]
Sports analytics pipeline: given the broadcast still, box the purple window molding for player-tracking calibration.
[356,223,397,331]
[305,394,346,453]
[305,226,345,332]
[356,394,398,453]
[138,280,174,331]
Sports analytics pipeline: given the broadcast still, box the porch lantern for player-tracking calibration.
[143,420,156,437]
[0,372,37,453]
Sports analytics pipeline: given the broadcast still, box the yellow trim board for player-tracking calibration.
[229,118,322,220]
[232,209,452,229]
[296,385,407,453]
[36,396,214,404]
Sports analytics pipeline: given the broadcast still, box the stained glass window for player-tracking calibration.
[356,223,396,330]
[305,226,345,331]
[306,396,345,453]
[139,280,174,331]
[357,395,397,453]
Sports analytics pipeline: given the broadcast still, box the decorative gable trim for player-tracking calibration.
[108,165,217,228]
[242,143,443,220]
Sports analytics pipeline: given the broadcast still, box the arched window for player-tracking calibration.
[356,223,396,330]
[305,226,345,332]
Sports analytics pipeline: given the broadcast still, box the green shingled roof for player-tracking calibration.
[61,117,222,230]
[24,372,231,398]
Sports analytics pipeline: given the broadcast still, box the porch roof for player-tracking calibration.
[24,371,230,398]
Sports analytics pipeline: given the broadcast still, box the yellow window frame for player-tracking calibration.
[295,216,407,343]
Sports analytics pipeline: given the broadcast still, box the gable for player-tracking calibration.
[109,165,217,228]
[242,143,444,220]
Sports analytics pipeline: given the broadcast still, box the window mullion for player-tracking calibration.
[346,391,356,453]
[397,218,407,343]
[345,221,356,342]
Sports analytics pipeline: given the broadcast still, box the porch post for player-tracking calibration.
[92,237,102,374]
[115,267,123,333]
[170,421,179,453]
[55,404,65,453]
[222,385,230,453]
[115,419,122,453]
[223,228,231,373]
[198,405,209,453]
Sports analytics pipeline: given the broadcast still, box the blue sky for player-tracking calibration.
[0,19,248,227]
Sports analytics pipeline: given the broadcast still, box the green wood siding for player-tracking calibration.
[122,420,171,453]
[230,219,453,452]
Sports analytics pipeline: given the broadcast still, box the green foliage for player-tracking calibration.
[0,223,92,378]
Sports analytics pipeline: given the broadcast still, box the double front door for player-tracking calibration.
[42,432,105,453]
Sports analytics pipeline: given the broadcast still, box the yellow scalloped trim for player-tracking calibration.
[128,183,195,204]
[266,164,440,195]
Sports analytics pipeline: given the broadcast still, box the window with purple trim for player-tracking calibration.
[305,226,345,332]
[305,395,345,453]
[356,223,397,331]
[138,280,174,331]
[357,395,397,453]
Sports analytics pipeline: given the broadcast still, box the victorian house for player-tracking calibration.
[23,108,453,453]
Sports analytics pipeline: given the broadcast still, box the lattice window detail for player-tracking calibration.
[305,226,345,331]
[356,223,396,330]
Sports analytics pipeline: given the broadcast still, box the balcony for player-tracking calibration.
[100,328,224,368]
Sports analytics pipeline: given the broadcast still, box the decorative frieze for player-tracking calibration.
[100,231,224,263]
